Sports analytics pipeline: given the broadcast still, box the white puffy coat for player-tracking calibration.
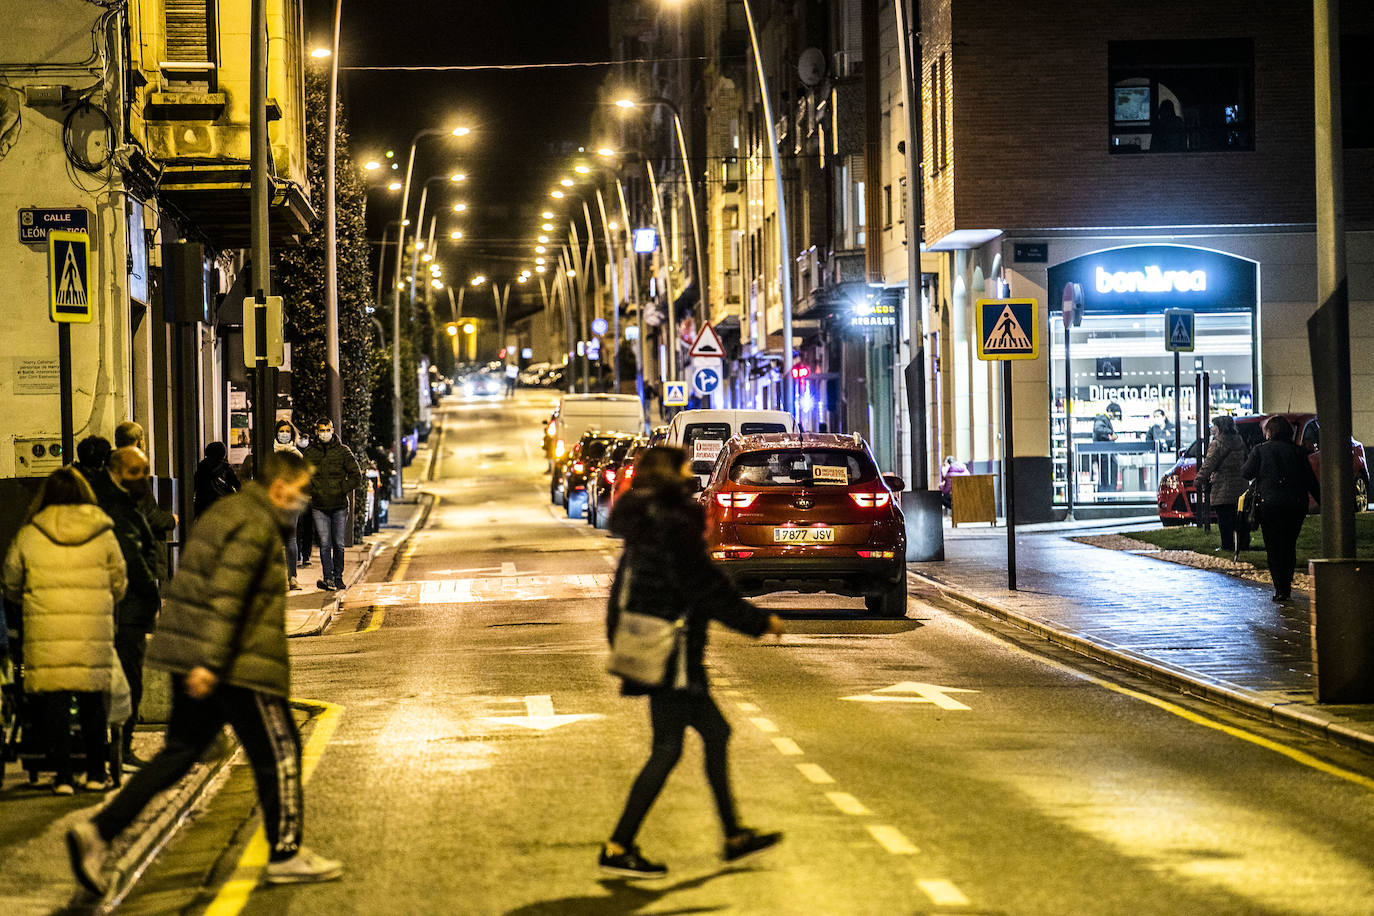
[2,504,127,692]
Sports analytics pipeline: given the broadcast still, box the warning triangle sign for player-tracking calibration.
[57,242,88,308]
[1169,317,1192,348]
[690,322,725,358]
[985,305,1031,351]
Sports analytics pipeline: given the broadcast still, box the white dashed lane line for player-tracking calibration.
[748,716,779,734]
[771,737,804,756]
[735,701,761,713]
[825,792,872,816]
[867,824,919,855]
[795,763,835,784]
[918,878,971,906]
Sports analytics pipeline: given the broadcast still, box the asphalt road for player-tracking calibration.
[122,391,1374,915]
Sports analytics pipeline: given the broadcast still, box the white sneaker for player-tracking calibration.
[53,782,75,796]
[83,778,113,792]
[264,847,344,884]
[66,821,108,895]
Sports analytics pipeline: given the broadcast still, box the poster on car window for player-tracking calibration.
[693,439,724,464]
[813,465,849,485]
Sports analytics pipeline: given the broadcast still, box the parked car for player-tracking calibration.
[1157,412,1369,524]
[701,433,907,616]
[587,435,645,530]
[560,431,620,519]
[665,408,796,489]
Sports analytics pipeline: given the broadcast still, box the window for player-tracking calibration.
[882,184,893,229]
[728,449,878,487]
[938,53,949,169]
[1342,36,1374,148]
[1108,39,1254,154]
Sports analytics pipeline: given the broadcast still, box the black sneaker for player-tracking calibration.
[317,579,332,590]
[598,845,668,878]
[330,579,347,591]
[723,828,782,863]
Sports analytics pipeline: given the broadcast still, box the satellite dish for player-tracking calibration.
[798,48,826,87]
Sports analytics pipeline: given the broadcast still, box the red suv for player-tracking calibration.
[701,433,908,616]
[1157,412,1369,524]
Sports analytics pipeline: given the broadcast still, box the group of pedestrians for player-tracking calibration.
[1197,414,1320,602]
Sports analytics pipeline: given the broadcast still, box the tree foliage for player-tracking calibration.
[275,68,374,463]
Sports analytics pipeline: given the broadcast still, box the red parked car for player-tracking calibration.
[1157,412,1369,524]
[700,433,908,616]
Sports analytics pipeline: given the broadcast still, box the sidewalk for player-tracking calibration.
[912,525,1374,753]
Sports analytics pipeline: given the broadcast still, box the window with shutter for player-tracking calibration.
[164,0,216,89]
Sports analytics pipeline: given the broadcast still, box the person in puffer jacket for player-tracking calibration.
[3,467,127,794]
[1197,415,1251,553]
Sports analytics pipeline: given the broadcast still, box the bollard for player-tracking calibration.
[1310,558,1374,703]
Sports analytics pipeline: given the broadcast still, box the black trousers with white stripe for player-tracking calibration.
[94,680,303,862]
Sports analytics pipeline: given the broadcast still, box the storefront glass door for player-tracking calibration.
[1049,311,1254,505]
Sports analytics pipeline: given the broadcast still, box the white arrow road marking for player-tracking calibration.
[840,681,979,711]
[482,695,602,731]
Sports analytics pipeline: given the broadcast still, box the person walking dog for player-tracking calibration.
[1241,415,1320,602]
[3,468,127,794]
[601,446,786,878]
[66,451,342,895]
[301,418,362,592]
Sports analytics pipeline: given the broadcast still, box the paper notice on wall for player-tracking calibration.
[12,358,59,395]
[693,439,724,464]
[812,465,849,485]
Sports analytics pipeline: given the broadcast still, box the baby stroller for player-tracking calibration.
[0,600,123,789]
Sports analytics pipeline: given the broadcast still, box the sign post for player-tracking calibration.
[48,230,92,465]
[1163,308,1194,496]
[975,298,1039,591]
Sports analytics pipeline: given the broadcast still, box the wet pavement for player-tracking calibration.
[913,524,1374,747]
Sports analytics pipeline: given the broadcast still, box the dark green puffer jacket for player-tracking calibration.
[146,482,291,696]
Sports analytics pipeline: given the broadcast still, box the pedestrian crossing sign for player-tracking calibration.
[1164,308,1195,353]
[664,381,688,406]
[975,298,1038,360]
[48,230,92,323]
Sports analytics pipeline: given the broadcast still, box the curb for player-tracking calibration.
[98,738,238,912]
[287,491,436,638]
[910,568,1374,758]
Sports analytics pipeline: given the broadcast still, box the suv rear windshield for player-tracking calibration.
[739,422,788,435]
[728,449,878,487]
[580,437,615,461]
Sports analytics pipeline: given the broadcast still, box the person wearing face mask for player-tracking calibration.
[273,421,303,590]
[67,451,343,894]
[90,447,163,768]
[300,418,363,592]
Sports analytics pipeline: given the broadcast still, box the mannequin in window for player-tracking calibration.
[1153,100,1186,152]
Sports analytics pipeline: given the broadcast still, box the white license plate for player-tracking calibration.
[773,527,835,543]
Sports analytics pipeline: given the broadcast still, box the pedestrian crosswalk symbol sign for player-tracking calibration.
[1164,308,1195,353]
[975,298,1038,360]
[664,381,688,406]
[48,230,92,323]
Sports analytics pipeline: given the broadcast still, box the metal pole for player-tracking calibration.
[617,179,646,420]
[58,324,73,464]
[249,0,273,470]
[596,188,621,391]
[409,184,431,327]
[1313,0,1356,559]
[741,0,794,412]
[323,0,343,431]
[646,160,675,380]
[1065,324,1075,517]
[893,0,925,489]
[390,143,418,500]
[1003,360,1016,590]
[1173,351,1182,461]
[666,106,708,322]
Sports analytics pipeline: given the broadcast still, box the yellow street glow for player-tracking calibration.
[597,147,616,157]
[541,210,554,219]
[551,190,564,199]
[364,160,381,171]
[311,47,332,59]
[574,165,591,174]
[566,269,576,278]
[615,98,636,108]
[542,223,554,231]
[536,266,546,273]
[608,220,619,231]
[535,245,546,253]
[452,126,471,136]
[450,230,462,240]
[559,178,574,187]
[447,325,458,336]
[537,235,549,243]
[535,257,546,265]
[450,173,466,182]
[452,203,467,212]
[462,323,475,334]
[430,279,443,290]
[388,181,402,190]
[470,275,486,286]
[517,276,528,283]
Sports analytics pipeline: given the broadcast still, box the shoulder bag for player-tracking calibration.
[606,564,689,689]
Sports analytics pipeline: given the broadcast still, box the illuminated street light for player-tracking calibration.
[430,278,443,290]
[574,165,591,174]
[462,323,475,334]
[452,203,467,212]
[559,178,574,187]
[608,220,619,231]
[364,160,381,171]
[615,98,636,109]
[421,253,433,262]
[388,180,402,191]
[535,245,546,253]
[551,190,565,199]
[311,47,331,59]
[535,257,546,265]
[450,172,466,182]
[517,275,528,284]
[450,230,463,240]
[541,210,554,219]
[537,235,549,244]
[597,147,616,157]
[542,222,554,231]
[386,150,395,159]
[471,275,487,286]
[447,324,458,337]
[566,269,576,278]
[451,126,471,136]
[535,265,547,273]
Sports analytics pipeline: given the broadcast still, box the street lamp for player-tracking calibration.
[616,96,709,343]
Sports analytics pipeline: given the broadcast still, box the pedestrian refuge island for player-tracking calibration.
[950,475,997,527]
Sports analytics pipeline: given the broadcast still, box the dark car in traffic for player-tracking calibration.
[1157,412,1369,523]
[700,433,907,616]
[587,435,645,530]
[561,431,619,519]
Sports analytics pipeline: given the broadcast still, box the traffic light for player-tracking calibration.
[790,364,810,380]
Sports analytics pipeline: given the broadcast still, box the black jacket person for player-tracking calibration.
[600,446,785,879]
[91,447,162,759]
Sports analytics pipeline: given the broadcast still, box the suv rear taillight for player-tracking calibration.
[573,461,585,473]
[604,469,616,483]
[711,549,755,560]
[715,493,759,508]
[850,493,891,508]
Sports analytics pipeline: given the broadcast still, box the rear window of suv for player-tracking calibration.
[580,437,615,461]
[728,449,878,487]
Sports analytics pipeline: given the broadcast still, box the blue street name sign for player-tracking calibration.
[20,208,90,244]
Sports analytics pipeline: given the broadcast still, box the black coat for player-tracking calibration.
[90,473,161,632]
[301,439,363,510]
[194,458,241,516]
[1241,439,1320,513]
[607,485,769,695]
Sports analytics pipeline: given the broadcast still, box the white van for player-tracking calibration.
[550,394,645,460]
[665,408,796,486]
